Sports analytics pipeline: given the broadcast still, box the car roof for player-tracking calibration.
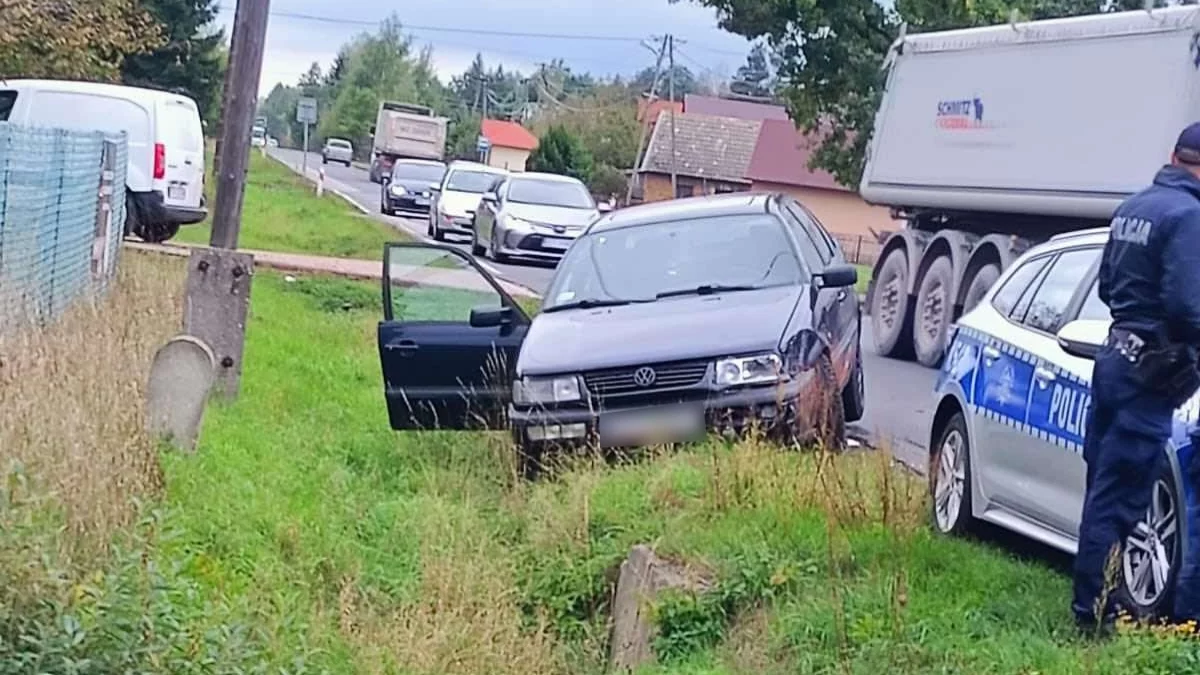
[509,172,584,184]
[392,159,445,167]
[326,138,352,144]
[587,192,773,234]
[0,79,199,108]
[446,160,506,174]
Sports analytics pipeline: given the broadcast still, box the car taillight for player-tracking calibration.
[153,143,165,179]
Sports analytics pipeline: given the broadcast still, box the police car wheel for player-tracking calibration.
[931,411,972,536]
[1113,465,1182,620]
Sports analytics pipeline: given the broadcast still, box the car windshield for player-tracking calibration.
[329,140,350,149]
[508,178,594,209]
[392,163,445,182]
[445,170,499,193]
[542,213,803,310]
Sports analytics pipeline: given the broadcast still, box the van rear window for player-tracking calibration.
[0,91,16,121]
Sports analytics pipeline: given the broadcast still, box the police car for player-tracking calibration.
[929,227,1199,619]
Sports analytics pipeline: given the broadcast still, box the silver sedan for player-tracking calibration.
[471,172,605,264]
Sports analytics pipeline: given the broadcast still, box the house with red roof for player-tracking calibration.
[480,118,539,172]
[744,119,900,240]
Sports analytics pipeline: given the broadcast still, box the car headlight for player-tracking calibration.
[714,353,783,387]
[513,375,582,405]
[390,184,407,195]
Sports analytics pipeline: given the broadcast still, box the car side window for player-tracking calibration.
[776,209,824,275]
[791,201,842,262]
[783,201,834,266]
[1019,247,1102,334]
[991,255,1051,319]
[1075,279,1112,322]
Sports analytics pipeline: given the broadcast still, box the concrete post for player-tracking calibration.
[182,248,255,399]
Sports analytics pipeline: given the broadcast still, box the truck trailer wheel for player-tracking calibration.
[913,255,954,368]
[960,263,1000,316]
[870,249,915,360]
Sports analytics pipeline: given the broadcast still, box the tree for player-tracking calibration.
[681,0,1154,187]
[528,125,594,183]
[729,43,772,99]
[0,0,162,81]
[631,64,698,98]
[589,163,627,198]
[121,0,225,123]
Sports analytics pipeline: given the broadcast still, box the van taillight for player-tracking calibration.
[153,143,165,179]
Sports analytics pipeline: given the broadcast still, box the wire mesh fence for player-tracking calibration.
[831,232,886,267]
[0,123,127,329]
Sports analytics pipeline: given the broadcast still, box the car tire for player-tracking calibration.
[515,434,543,481]
[427,217,436,237]
[787,353,845,450]
[134,220,181,244]
[490,226,509,264]
[913,255,954,368]
[870,248,915,360]
[471,226,486,256]
[322,156,328,165]
[841,348,866,423]
[1111,459,1183,621]
[930,410,973,536]
[432,219,446,242]
[344,160,352,168]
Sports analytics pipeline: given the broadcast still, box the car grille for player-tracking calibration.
[583,359,710,399]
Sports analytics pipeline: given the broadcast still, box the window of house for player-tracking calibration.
[1019,247,1102,333]
[675,183,695,198]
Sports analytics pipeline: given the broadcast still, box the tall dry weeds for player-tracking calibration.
[0,251,183,556]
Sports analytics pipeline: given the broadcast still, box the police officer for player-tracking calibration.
[1073,122,1200,630]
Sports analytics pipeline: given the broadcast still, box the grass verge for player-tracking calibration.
[176,151,409,258]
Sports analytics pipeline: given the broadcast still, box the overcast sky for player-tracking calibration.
[212,1,754,95]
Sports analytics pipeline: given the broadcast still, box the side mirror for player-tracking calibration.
[469,305,512,328]
[482,191,498,203]
[429,183,441,192]
[1056,318,1111,360]
[815,264,858,290]
[597,202,613,213]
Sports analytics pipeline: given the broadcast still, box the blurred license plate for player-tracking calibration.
[167,186,185,201]
[414,196,429,206]
[542,238,569,251]
[598,406,704,447]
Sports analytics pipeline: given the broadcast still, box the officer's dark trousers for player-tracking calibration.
[1073,345,1174,621]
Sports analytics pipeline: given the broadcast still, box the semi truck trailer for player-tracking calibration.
[368,101,449,183]
[860,5,1200,368]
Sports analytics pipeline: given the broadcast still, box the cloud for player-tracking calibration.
[214,0,751,94]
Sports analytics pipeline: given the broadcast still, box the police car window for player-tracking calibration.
[1076,279,1111,322]
[991,255,1051,319]
[1021,247,1102,333]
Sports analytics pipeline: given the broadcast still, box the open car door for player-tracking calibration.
[378,243,531,430]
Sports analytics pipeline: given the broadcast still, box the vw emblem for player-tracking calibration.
[554,225,566,234]
[632,366,657,387]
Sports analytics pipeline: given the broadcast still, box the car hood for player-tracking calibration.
[506,202,598,227]
[517,285,804,376]
[438,190,485,217]
[391,178,439,193]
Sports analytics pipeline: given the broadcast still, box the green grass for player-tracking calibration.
[855,263,871,297]
[175,151,410,258]
[149,272,1200,673]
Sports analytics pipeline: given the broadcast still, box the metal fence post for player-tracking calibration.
[92,141,116,281]
[854,236,863,264]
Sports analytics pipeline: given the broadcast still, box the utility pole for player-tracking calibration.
[183,0,271,402]
[668,34,678,197]
[211,0,271,249]
[625,35,669,205]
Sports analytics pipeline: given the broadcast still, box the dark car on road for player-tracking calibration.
[380,159,446,216]
[376,193,864,477]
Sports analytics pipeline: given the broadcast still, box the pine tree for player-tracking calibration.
[121,0,225,123]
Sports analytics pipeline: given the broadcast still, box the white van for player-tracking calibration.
[0,79,207,243]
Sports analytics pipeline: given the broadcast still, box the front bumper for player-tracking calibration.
[494,226,578,259]
[510,375,816,449]
[386,192,433,212]
[435,213,474,234]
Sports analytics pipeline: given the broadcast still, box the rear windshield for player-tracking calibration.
[445,169,500,193]
[0,91,15,121]
[392,162,445,182]
[508,178,593,209]
[160,100,202,152]
[328,140,351,148]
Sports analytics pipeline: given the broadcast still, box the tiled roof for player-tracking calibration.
[744,119,847,192]
[481,118,539,151]
[638,111,761,183]
[683,94,790,122]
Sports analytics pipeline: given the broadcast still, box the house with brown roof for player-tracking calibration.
[480,118,539,172]
[745,119,901,239]
[635,112,761,201]
[682,94,790,122]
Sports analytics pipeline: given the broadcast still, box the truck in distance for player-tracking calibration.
[368,101,449,184]
[859,5,1200,369]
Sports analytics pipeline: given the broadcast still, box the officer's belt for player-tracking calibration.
[1105,327,1152,361]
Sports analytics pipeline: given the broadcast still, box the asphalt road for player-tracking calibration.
[269,147,936,470]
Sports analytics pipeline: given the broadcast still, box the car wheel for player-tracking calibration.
[345,160,352,167]
[788,353,845,450]
[490,226,510,264]
[870,248,915,360]
[913,255,954,368]
[841,348,866,423]
[515,433,543,481]
[322,156,328,165]
[1112,462,1182,621]
[432,219,446,242]
[930,411,972,536]
[427,217,436,237]
[134,220,181,244]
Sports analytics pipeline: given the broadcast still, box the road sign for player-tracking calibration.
[296,97,318,124]
[476,135,491,152]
